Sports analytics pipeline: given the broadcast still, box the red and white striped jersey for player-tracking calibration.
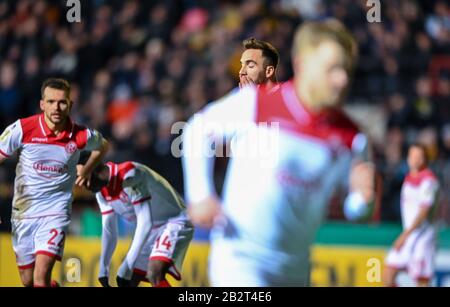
[401,168,439,229]
[0,114,104,219]
[96,161,186,225]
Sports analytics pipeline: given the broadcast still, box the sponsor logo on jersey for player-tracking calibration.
[31,137,49,142]
[277,171,321,191]
[33,160,68,178]
[65,141,77,154]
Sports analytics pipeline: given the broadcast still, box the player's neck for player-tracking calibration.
[264,79,277,89]
[410,166,427,176]
[43,115,66,135]
[294,79,322,114]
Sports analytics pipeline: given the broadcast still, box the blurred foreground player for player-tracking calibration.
[384,144,440,287]
[0,78,108,287]
[85,161,194,287]
[182,20,375,286]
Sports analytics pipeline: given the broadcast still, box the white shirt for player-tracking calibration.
[0,114,104,219]
[95,161,188,279]
[96,161,186,224]
[182,81,369,280]
[400,168,439,230]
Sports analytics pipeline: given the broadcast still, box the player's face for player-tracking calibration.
[296,41,351,108]
[239,49,268,85]
[407,146,426,172]
[40,87,71,126]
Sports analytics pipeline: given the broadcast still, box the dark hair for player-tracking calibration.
[41,78,71,99]
[242,38,280,69]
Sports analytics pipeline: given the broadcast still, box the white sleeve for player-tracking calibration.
[182,86,257,203]
[0,120,22,158]
[343,133,373,221]
[351,133,371,162]
[98,206,118,278]
[419,179,439,208]
[117,201,152,279]
[83,128,104,152]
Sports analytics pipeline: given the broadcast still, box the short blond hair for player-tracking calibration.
[292,19,358,69]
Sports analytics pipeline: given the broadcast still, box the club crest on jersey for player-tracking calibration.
[65,141,78,154]
[33,160,68,178]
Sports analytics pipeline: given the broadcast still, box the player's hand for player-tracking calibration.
[116,276,131,287]
[76,164,84,175]
[350,162,375,203]
[187,196,222,229]
[75,169,92,188]
[98,276,111,287]
[394,232,409,251]
[239,75,255,89]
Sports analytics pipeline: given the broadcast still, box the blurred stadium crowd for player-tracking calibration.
[1,0,450,233]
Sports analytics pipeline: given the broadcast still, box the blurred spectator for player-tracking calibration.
[425,1,450,44]
[0,61,20,124]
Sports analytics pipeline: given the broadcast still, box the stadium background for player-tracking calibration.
[0,0,450,286]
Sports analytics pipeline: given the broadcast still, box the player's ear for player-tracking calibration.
[39,99,45,111]
[265,65,275,79]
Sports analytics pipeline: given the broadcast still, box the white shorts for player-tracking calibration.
[12,215,70,269]
[133,219,194,281]
[385,226,436,281]
[209,238,310,287]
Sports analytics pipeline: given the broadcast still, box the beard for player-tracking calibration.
[253,71,267,85]
[48,113,67,123]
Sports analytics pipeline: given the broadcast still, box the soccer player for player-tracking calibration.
[0,78,109,287]
[384,144,440,287]
[85,161,194,287]
[238,38,280,90]
[182,19,375,286]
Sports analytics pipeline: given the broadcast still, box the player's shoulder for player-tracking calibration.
[325,107,364,151]
[18,114,43,143]
[421,168,439,185]
[19,114,41,132]
[71,122,90,149]
[118,161,136,174]
[404,168,438,187]
[329,108,360,134]
[118,161,139,182]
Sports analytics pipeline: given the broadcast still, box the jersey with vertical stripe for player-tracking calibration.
[401,168,439,229]
[0,114,104,219]
[96,161,187,225]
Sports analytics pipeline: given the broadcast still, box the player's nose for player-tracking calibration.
[239,66,246,76]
